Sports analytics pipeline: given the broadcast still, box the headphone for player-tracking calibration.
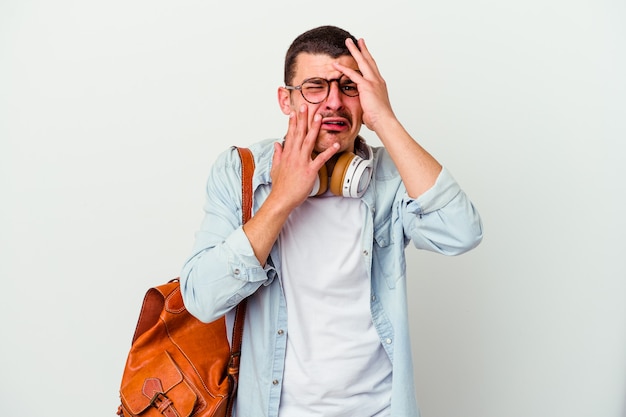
[309,144,373,198]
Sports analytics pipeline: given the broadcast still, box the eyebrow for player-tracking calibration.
[301,70,363,83]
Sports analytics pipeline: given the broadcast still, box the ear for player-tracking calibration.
[277,87,293,115]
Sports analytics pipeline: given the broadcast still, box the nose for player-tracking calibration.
[324,80,344,110]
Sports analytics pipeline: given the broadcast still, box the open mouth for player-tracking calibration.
[322,118,349,131]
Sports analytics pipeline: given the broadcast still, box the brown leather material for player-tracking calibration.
[118,147,254,417]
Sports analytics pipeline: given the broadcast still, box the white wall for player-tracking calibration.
[1,1,624,416]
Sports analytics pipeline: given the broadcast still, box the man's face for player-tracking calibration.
[279,53,363,154]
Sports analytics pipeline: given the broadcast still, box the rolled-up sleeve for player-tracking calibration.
[180,148,273,323]
[404,167,483,255]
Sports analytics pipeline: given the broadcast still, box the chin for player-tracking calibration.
[316,132,356,153]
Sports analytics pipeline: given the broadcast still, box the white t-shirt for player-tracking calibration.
[278,191,392,417]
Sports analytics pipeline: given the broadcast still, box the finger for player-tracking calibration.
[284,104,309,152]
[283,110,297,151]
[333,61,364,83]
[311,142,340,170]
[295,104,309,149]
[272,141,283,164]
[356,38,376,66]
[345,38,381,79]
[302,113,322,153]
[269,141,283,182]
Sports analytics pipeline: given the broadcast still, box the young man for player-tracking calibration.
[181,25,483,417]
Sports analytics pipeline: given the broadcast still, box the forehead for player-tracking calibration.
[293,53,359,82]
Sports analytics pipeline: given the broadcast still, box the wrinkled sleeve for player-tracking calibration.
[403,167,483,255]
[180,147,274,323]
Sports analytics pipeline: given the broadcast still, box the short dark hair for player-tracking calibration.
[284,25,359,85]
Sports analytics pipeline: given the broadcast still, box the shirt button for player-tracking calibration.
[371,295,376,302]
[272,379,279,385]
[277,329,284,335]
[363,250,369,256]
[233,268,240,276]
[385,338,392,344]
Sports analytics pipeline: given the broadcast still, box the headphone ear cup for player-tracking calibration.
[329,152,357,196]
[329,151,373,198]
[309,164,328,196]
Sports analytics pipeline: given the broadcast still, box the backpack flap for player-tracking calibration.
[119,351,196,416]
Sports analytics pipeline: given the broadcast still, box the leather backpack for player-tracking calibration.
[117,147,254,417]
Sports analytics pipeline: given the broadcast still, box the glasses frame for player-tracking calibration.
[284,76,359,104]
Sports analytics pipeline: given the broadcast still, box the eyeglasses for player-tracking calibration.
[285,76,359,104]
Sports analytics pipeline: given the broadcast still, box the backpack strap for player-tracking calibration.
[226,146,255,417]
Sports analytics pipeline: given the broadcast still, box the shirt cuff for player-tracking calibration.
[405,167,462,215]
[224,226,272,283]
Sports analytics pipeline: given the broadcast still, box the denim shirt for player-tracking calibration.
[181,138,483,417]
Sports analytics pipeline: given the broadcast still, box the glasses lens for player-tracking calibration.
[339,77,359,97]
[301,78,329,103]
[299,77,360,103]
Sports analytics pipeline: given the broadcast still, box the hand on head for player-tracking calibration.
[333,38,396,132]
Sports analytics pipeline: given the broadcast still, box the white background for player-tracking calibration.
[1,1,625,416]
